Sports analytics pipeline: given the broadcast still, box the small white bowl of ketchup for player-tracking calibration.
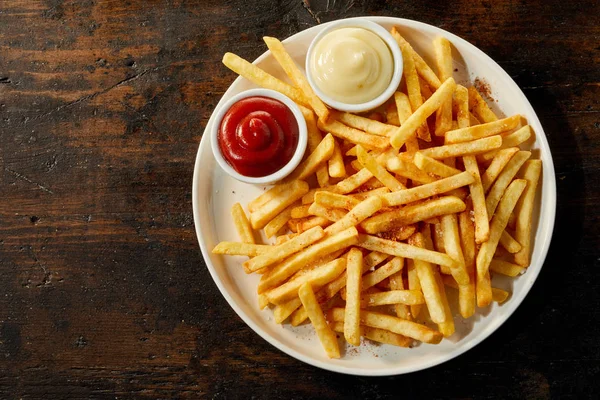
[210,88,308,185]
[306,18,403,113]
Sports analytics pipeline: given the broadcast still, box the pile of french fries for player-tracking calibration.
[212,27,542,358]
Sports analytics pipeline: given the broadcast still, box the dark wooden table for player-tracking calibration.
[1,0,598,398]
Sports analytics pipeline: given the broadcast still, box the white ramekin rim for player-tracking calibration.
[210,88,308,185]
[305,18,403,113]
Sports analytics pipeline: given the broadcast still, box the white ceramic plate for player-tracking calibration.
[192,17,556,376]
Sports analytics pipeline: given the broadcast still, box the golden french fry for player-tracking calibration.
[514,160,542,266]
[390,28,442,89]
[285,134,335,182]
[301,169,374,204]
[212,242,271,257]
[440,214,470,285]
[266,258,346,305]
[433,37,453,136]
[244,226,325,273]
[393,91,420,153]
[344,248,363,346]
[382,171,474,206]
[388,270,411,320]
[478,125,533,163]
[405,260,422,318]
[258,293,269,309]
[301,107,330,188]
[481,148,520,192]
[360,196,466,234]
[250,180,309,229]
[435,271,455,337]
[299,283,340,358]
[362,257,404,291]
[329,321,411,347]
[318,118,390,150]
[328,139,347,178]
[357,146,406,191]
[357,234,458,270]
[390,78,456,149]
[222,52,309,107]
[445,115,521,144]
[458,206,476,318]
[490,259,525,277]
[275,233,297,245]
[315,191,359,210]
[492,288,510,303]
[361,290,425,307]
[463,155,490,243]
[291,204,311,219]
[263,37,330,122]
[486,151,531,218]
[231,203,255,244]
[414,152,461,178]
[264,204,294,239]
[499,230,522,253]
[335,112,396,137]
[273,297,302,324]
[476,179,527,307]
[258,227,359,293]
[325,196,384,235]
[454,84,470,129]
[341,308,443,344]
[419,135,502,159]
[348,187,391,201]
[468,86,498,123]
[298,215,332,232]
[386,156,436,184]
[308,203,346,222]
[248,181,297,213]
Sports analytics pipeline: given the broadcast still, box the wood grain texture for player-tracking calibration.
[0,0,598,398]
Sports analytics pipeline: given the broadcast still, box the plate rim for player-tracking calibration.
[192,16,557,376]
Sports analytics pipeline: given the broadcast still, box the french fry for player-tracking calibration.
[390,78,456,149]
[468,86,498,123]
[418,135,502,159]
[486,151,531,218]
[433,37,453,136]
[325,196,384,235]
[481,148,520,192]
[299,283,340,358]
[499,230,522,253]
[492,288,510,303]
[285,134,335,182]
[348,187,391,201]
[335,112,396,137]
[414,152,461,178]
[478,125,533,163]
[265,258,346,305]
[273,297,302,324]
[344,248,363,346]
[308,203,346,222]
[445,115,521,144]
[329,321,411,347]
[435,271,455,337]
[490,259,525,277]
[440,214,470,285]
[386,101,400,126]
[258,293,269,309]
[514,160,542,266]
[244,226,325,273]
[263,37,330,122]
[476,179,527,307]
[275,233,297,245]
[248,181,297,213]
[291,204,311,219]
[315,191,360,210]
[264,204,294,239]
[399,35,431,141]
[389,270,411,320]
[454,84,470,129]
[301,106,330,188]
[393,91,420,154]
[299,216,332,232]
[469,112,482,126]
[328,140,347,178]
[258,227,359,293]
[318,119,389,150]
[360,196,466,234]
[212,242,271,257]
[231,203,255,244]
[250,180,309,229]
[361,290,425,307]
[222,52,309,107]
[458,206,476,318]
[386,156,436,184]
[357,146,406,191]
[406,260,422,318]
[347,308,443,344]
[361,257,404,291]
[357,234,458,270]
[463,155,490,243]
[390,28,442,89]
[382,171,474,206]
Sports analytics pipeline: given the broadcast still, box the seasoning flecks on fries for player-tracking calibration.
[213,27,543,358]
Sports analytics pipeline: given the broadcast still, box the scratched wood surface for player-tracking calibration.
[0,0,598,398]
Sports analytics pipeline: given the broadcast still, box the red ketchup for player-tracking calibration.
[218,96,299,177]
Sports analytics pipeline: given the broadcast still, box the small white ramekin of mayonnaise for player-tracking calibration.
[306,18,403,113]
